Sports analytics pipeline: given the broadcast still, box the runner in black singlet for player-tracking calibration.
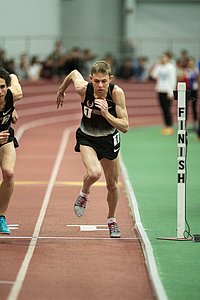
[0,67,22,234]
[57,61,129,238]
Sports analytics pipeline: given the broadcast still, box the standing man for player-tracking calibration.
[151,53,177,135]
[0,67,23,234]
[56,61,129,238]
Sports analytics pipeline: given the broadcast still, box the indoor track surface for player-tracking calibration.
[0,80,159,300]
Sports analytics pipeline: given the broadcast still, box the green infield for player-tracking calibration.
[121,126,200,300]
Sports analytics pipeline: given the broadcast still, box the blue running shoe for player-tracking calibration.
[0,215,10,235]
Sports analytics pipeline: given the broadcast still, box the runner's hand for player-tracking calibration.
[0,130,10,145]
[95,99,108,117]
[12,109,18,124]
[56,90,65,108]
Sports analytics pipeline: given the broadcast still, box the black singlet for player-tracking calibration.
[0,89,15,131]
[80,82,117,136]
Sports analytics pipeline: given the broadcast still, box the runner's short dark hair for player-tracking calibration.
[0,67,11,87]
[91,61,112,76]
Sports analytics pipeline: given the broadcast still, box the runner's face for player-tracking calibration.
[90,72,112,98]
[0,78,8,101]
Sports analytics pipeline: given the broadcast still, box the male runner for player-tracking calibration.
[0,67,22,234]
[56,61,129,238]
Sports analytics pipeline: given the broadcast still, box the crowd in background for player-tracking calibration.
[0,41,199,137]
[0,41,150,82]
[0,41,199,85]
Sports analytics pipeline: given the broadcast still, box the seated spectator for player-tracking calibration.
[28,55,42,81]
[186,57,199,130]
[133,56,149,82]
[0,48,7,68]
[16,53,29,80]
[82,48,96,78]
[5,59,17,75]
[177,49,190,69]
[64,47,83,74]
[116,57,134,80]
[48,40,66,79]
[102,52,117,75]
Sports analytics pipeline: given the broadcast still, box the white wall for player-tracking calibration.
[0,0,200,66]
[60,0,200,64]
[60,0,123,58]
[134,2,200,63]
[0,0,61,60]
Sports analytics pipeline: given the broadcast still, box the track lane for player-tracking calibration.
[0,80,156,300]
[14,129,154,300]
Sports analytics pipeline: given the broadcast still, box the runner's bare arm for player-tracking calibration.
[95,86,129,133]
[12,108,18,124]
[9,74,23,102]
[56,70,88,108]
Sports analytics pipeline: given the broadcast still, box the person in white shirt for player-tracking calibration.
[151,53,177,135]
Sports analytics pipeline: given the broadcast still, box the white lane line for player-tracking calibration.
[17,102,79,117]
[7,225,19,230]
[0,280,15,285]
[15,113,80,141]
[119,155,168,300]
[67,224,108,231]
[7,129,69,300]
[0,236,138,241]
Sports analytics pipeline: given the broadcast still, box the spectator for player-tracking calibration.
[5,59,17,75]
[0,49,6,68]
[133,56,149,82]
[186,57,199,130]
[177,49,190,69]
[40,55,54,79]
[27,55,42,81]
[82,48,96,78]
[116,57,134,80]
[102,53,118,76]
[151,53,177,135]
[65,47,83,75]
[177,57,199,130]
[48,40,66,79]
[16,53,29,80]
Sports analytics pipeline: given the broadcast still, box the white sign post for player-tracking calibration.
[177,82,186,238]
[157,82,192,241]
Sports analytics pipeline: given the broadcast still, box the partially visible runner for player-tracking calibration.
[0,67,23,234]
[56,61,129,238]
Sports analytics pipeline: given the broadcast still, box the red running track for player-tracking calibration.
[0,80,156,300]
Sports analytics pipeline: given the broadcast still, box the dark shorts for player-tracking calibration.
[75,128,120,160]
[0,127,19,148]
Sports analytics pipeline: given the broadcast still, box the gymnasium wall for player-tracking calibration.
[0,0,61,60]
[134,2,200,63]
[60,0,123,58]
[60,0,200,63]
[0,0,200,65]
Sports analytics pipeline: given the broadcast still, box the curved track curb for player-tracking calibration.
[120,155,168,300]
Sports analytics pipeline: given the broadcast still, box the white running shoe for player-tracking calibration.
[74,195,88,217]
[108,222,121,238]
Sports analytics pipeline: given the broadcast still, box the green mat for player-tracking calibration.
[121,126,200,300]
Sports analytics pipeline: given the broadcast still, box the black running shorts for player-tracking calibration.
[75,128,120,160]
